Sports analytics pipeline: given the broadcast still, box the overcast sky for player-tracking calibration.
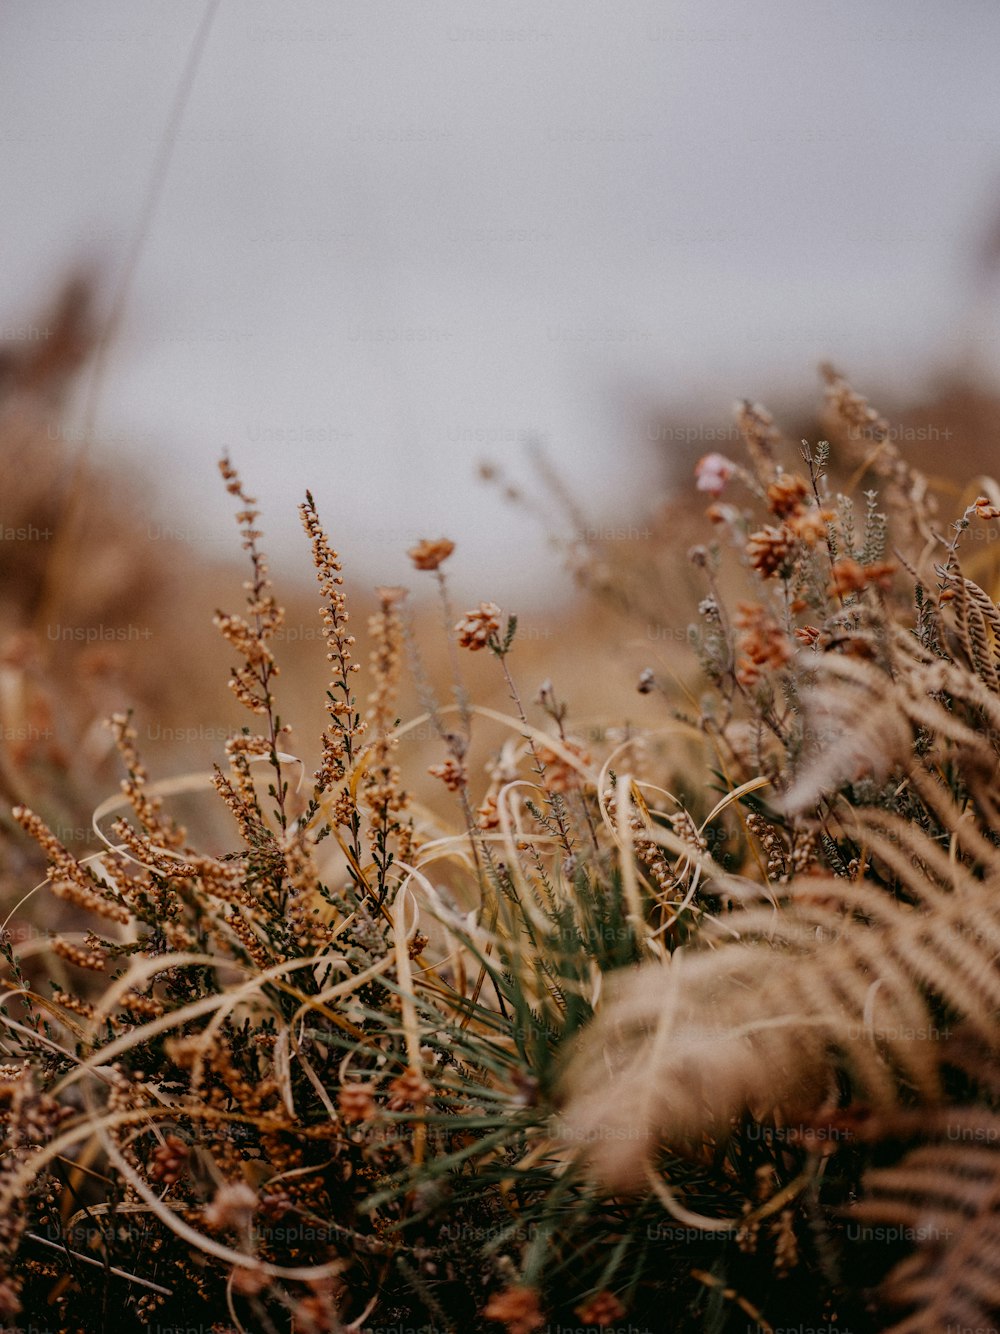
[3,0,1000,604]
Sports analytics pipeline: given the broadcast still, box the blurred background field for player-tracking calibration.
[6,2,1000,592]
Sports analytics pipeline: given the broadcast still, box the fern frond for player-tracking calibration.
[556,820,1000,1191]
[851,1109,1000,1333]
[780,651,913,815]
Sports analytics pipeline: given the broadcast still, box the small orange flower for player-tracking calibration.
[575,1290,626,1327]
[408,537,455,571]
[828,557,868,598]
[829,557,896,598]
[387,1066,432,1110]
[338,1083,376,1123]
[864,559,897,591]
[733,602,792,686]
[455,602,502,650]
[428,756,467,791]
[536,738,591,794]
[477,792,501,830]
[766,473,809,518]
[745,525,794,578]
[787,506,833,547]
[483,1285,545,1333]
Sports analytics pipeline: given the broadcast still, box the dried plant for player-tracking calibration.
[842,1108,1000,1334]
[4,368,1000,1333]
[556,371,1000,1330]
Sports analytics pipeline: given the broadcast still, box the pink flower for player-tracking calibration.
[695,452,734,496]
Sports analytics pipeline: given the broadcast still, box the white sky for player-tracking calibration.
[3,0,1000,605]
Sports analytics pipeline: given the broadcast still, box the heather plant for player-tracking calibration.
[2,371,1000,1334]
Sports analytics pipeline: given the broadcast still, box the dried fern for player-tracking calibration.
[555,815,1000,1191]
[850,1110,1000,1334]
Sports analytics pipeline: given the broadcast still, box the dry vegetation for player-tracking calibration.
[4,294,1000,1333]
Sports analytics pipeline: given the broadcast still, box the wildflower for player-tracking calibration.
[766,472,809,518]
[576,1290,626,1327]
[11,807,130,924]
[52,990,95,1020]
[829,557,868,597]
[483,1284,545,1333]
[387,1066,432,1111]
[300,492,365,791]
[331,787,355,828]
[120,990,165,1020]
[734,602,792,687]
[455,601,501,650]
[974,495,1000,521]
[865,559,897,591]
[746,810,790,879]
[536,738,591,793]
[338,1083,376,1123]
[694,452,734,496]
[829,557,896,599]
[477,792,501,830]
[787,506,832,547]
[408,537,455,571]
[50,938,106,971]
[215,459,285,719]
[364,586,409,846]
[428,756,467,791]
[745,524,794,578]
[821,363,890,443]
